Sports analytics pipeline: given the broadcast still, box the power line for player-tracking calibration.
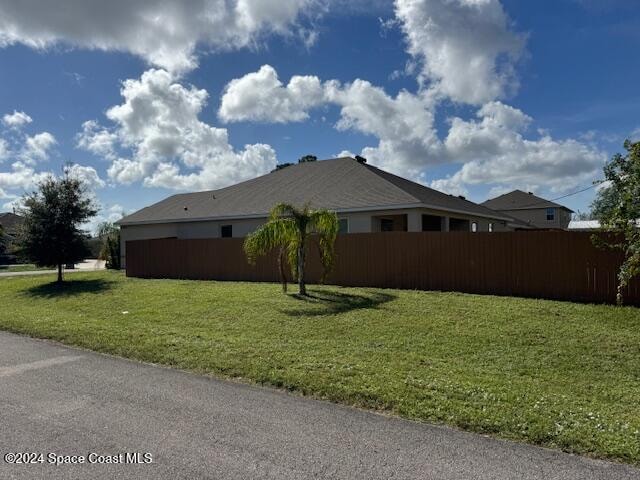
[547,180,605,202]
[496,180,605,210]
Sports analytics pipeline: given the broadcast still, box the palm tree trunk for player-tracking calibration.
[57,263,63,284]
[297,243,306,296]
[616,284,624,306]
[278,247,288,293]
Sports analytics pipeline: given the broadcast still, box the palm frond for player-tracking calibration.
[308,209,339,282]
[269,203,303,222]
[243,217,298,264]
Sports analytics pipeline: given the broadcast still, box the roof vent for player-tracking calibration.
[528,192,533,195]
[458,195,466,200]
[183,206,188,211]
[355,155,367,164]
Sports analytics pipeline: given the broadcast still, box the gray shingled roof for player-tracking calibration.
[118,157,511,225]
[481,190,574,213]
[0,212,24,235]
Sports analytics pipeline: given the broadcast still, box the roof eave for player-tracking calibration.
[117,202,512,227]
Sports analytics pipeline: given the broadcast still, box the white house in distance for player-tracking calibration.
[116,157,521,267]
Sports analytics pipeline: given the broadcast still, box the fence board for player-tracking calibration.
[125,231,640,306]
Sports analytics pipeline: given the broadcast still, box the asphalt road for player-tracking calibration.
[0,331,637,480]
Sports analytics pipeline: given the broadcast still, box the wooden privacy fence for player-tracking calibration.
[126,231,640,306]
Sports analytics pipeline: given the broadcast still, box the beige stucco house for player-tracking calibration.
[481,190,574,230]
[117,157,519,267]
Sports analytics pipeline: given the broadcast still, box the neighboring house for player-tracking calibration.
[0,212,24,262]
[481,190,574,230]
[0,212,24,237]
[117,157,515,267]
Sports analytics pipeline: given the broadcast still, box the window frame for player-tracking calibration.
[471,221,478,233]
[380,218,394,232]
[220,224,233,238]
[546,208,555,221]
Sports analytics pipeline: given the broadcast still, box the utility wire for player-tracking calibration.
[491,180,605,210]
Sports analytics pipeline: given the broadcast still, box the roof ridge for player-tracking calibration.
[350,161,423,204]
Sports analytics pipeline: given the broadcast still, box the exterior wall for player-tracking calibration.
[120,223,179,268]
[500,207,571,229]
[176,218,265,239]
[120,207,512,266]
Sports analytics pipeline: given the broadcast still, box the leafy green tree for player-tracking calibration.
[97,222,121,270]
[591,140,640,305]
[298,154,317,163]
[244,203,338,295]
[273,162,294,172]
[18,169,97,283]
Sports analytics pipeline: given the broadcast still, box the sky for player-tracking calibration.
[0,0,638,231]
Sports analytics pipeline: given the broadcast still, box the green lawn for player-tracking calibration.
[1,271,639,464]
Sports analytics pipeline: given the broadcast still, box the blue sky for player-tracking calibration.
[0,0,638,229]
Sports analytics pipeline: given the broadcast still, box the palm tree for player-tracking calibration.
[244,203,339,295]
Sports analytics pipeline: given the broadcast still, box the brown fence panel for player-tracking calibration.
[125,232,640,306]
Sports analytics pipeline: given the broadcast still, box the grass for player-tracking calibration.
[0,264,52,273]
[1,271,639,464]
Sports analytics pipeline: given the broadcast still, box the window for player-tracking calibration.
[220,225,232,238]
[338,218,349,234]
[380,218,394,232]
[422,214,442,232]
[471,222,478,233]
[488,222,494,232]
[546,208,555,221]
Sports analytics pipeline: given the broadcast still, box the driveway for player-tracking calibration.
[0,331,637,480]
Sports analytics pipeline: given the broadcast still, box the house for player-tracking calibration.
[117,157,516,267]
[481,190,574,230]
[0,212,24,263]
[0,212,24,237]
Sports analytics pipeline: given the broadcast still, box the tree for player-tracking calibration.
[244,203,338,296]
[97,222,121,270]
[273,162,294,172]
[591,140,640,305]
[18,169,97,283]
[298,154,317,164]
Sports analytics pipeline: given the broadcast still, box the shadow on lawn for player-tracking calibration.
[282,288,396,317]
[21,278,114,298]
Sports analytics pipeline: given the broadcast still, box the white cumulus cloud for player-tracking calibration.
[219,64,605,196]
[219,66,443,178]
[394,0,525,105]
[2,110,32,128]
[0,0,315,73]
[219,64,325,123]
[441,102,606,193]
[77,69,277,191]
[325,79,443,179]
[76,120,118,159]
[21,132,56,164]
[67,163,106,190]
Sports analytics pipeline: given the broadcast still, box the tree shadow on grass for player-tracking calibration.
[21,278,114,298]
[281,288,396,317]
